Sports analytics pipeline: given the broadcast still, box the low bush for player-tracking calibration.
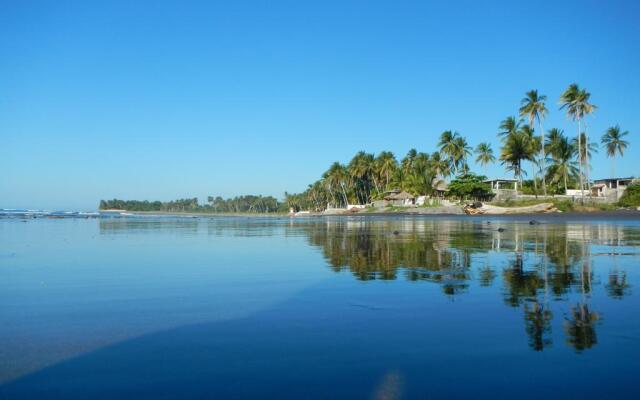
[618,183,640,207]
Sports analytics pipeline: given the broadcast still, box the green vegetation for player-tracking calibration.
[100,195,286,213]
[447,173,492,201]
[490,198,616,213]
[618,183,640,207]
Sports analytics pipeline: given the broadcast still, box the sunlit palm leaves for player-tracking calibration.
[601,125,630,177]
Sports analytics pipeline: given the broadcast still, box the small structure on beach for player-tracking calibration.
[372,189,416,207]
[432,179,449,198]
[386,190,415,206]
[591,177,637,201]
[484,178,518,201]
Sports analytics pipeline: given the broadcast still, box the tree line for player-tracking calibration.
[286,83,631,209]
[100,195,287,213]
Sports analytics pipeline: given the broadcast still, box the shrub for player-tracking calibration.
[618,183,640,207]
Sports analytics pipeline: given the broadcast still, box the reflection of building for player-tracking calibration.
[591,177,637,202]
[484,178,518,200]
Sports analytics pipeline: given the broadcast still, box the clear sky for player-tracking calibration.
[1,0,639,210]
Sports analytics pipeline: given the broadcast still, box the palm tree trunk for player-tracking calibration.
[533,164,538,197]
[539,121,547,196]
[585,126,591,198]
[577,118,584,203]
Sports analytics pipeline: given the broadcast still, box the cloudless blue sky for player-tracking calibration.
[2,0,639,210]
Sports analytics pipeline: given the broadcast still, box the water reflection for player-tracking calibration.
[298,218,640,352]
[94,216,639,354]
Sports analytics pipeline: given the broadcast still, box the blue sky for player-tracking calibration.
[1,0,639,210]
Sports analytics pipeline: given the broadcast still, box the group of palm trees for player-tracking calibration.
[291,149,452,210]
[287,84,630,210]
[495,85,629,199]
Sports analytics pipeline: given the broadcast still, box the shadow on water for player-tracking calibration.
[1,276,638,400]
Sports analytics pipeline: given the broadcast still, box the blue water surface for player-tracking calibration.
[1,215,639,399]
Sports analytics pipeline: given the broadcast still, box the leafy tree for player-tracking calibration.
[447,173,492,200]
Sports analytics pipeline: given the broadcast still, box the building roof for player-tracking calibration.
[386,190,415,200]
[594,177,635,182]
[432,179,449,192]
[483,178,518,183]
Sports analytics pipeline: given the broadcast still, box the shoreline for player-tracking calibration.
[97,208,640,221]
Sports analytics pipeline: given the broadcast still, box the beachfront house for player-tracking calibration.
[484,178,518,201]
[591,177,637,201]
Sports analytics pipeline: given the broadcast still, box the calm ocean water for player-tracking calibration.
[1,215,639,399]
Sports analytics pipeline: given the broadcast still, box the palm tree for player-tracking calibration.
[430,151,450,179]
[325,162,349,206]
[453,135,472,174]
[348,151,376,204]
[520,90,549,195]
[475,142,495,177]
[376,151,398,191]
[500,125,537,185]
[546,129,577,193]
[499,116,521,139]
[401,148,417,174]
[559,84,597,200]
[438,131,459,175]
[601,125,630,177]
[572,132,598,188]
[520,124,542,194]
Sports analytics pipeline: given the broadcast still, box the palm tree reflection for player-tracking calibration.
[299,219,636,352]
[524,302,553,351]
[606,271,630,299]
[564,303,599,352]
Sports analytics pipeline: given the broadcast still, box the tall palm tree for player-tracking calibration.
[348,151,376,204]
[453,135,472,174]
[520,124,542,194]
[601,125,630,177]
[520,90,549,195]
[500,125,537,185]
[546,129,577,193]
[430,151,451,179]
[438,131,459,175]
[325,162,349,206]
[376,151,398,191]
[572,132,598,188]
[499,116,521,139]
[401,148,417,174]
[559,84,597,200]
[475,142,495,177]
